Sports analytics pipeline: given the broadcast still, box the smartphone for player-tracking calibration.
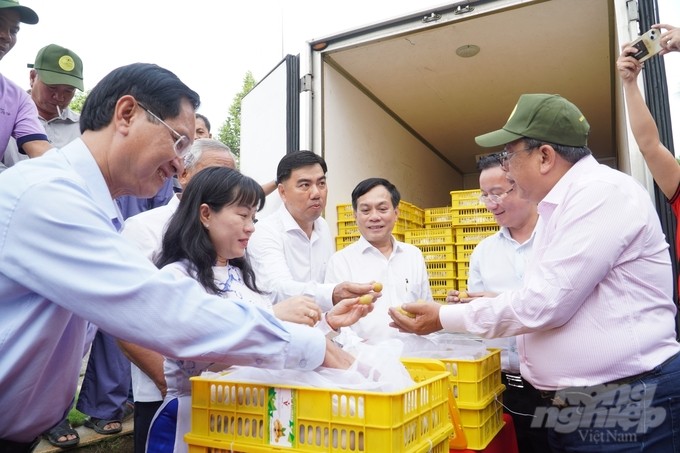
[630,28,663,62]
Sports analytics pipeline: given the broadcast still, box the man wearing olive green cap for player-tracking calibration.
[3,44,83,170]
[0,0,52,164]
[390,94,680,452]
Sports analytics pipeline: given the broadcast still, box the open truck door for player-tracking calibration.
[240,54,300,218]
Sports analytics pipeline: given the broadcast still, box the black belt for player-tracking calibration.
[501,371,525,389]
[0,437,40,453]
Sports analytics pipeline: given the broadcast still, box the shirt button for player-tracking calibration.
[255,358,263,365]
[299,360,307,368]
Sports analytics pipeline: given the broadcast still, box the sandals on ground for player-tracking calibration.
[83,401,134,435]
[42,418,80,448]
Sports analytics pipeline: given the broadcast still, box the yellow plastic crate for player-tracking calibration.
[336,204,355,222]
[455,243,477,262]
[455,388,505,450]
[398,201,424,226]
[456,279,468,292]
[454,225,499,244]
[337,220,359,237]
[450,190,484,209]
[424,207,453,227]
[456,262,469,281]
[440,349,502,406]
[186,360,454,453]
[426,261,456,278]
[451,208,496,226]
[405,228,454,246]
[335,235,359,251]
[186,430,452,453]
[418,244,455,262]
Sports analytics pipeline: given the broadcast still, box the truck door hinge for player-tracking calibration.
[300,74,312,93]
[626,0,639,23]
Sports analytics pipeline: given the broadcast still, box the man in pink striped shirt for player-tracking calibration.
[390,94,680,452]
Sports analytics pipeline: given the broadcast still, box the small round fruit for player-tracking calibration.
[398,307,416,318]
[358,294,373,305]
[372,282,383,292]
[458,291,469,299]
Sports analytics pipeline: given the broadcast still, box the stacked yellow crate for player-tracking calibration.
[450,190,499,292]
[405,226,455,302]
[335,200,425,251]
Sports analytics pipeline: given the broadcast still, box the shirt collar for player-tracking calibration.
[42,108,80,125]
[60,137,124,230]
[538,154,598,221]
[278,203,322,235]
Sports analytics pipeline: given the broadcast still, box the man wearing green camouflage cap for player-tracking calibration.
[0,0,52,163]
[390,94,680,452]
[3,44,83,171]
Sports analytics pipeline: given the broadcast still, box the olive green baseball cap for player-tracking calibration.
[0,0,38,24]
[29,44,84,91]
[475,94,590,147]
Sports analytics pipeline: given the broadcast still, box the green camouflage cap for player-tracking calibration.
[0,0,38,24]
[29,44,84,91]
[475,94,590,148]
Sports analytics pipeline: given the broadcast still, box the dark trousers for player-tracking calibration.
[501,372,552,453]
[134,400,163,453]
[0,438,40,453]
[76,331,132,420]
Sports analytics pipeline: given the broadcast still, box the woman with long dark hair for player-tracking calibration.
[147,166,373,452]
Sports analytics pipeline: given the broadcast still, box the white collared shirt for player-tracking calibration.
[325,235,432,342]
[248,204,335,310]
[467,227,535,373]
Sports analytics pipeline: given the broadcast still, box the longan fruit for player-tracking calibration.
[458,291,469,299]
[358,294,373,305]
[372,282,383,292]
[398,307,416,318]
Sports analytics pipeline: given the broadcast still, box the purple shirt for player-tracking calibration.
[0,73,47,158]
[440,155,680,389]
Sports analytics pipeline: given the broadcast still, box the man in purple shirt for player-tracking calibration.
[0,0,51,158]
[391,94,680,452]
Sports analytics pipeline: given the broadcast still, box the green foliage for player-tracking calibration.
[218,71,256,164]
[69,90,89,113]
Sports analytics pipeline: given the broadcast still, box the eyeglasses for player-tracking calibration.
[497,145,538,171]
[479,183,516,205]
[138,102,191,158]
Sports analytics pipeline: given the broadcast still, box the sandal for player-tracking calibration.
[84,417,122,435]
[42,419,80,448]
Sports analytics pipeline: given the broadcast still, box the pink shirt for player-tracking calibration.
[0,73,47,158]
[441,155,680,390]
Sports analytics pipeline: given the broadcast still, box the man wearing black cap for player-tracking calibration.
[3,44,83,170]
[391,94,680,452]
[0,0,51,160]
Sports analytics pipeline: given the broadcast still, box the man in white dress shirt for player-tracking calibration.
[248,151,372,311]
[325,177,431,342]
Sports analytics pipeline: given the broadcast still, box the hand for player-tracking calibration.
[326,296,375,329]
[388,300,443,335]
[445,289,495,304]
[272,295,322,327]
[321,337,356,369]
[653,23,680,55]
[331,281,376,305]
[616,44,644,82]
